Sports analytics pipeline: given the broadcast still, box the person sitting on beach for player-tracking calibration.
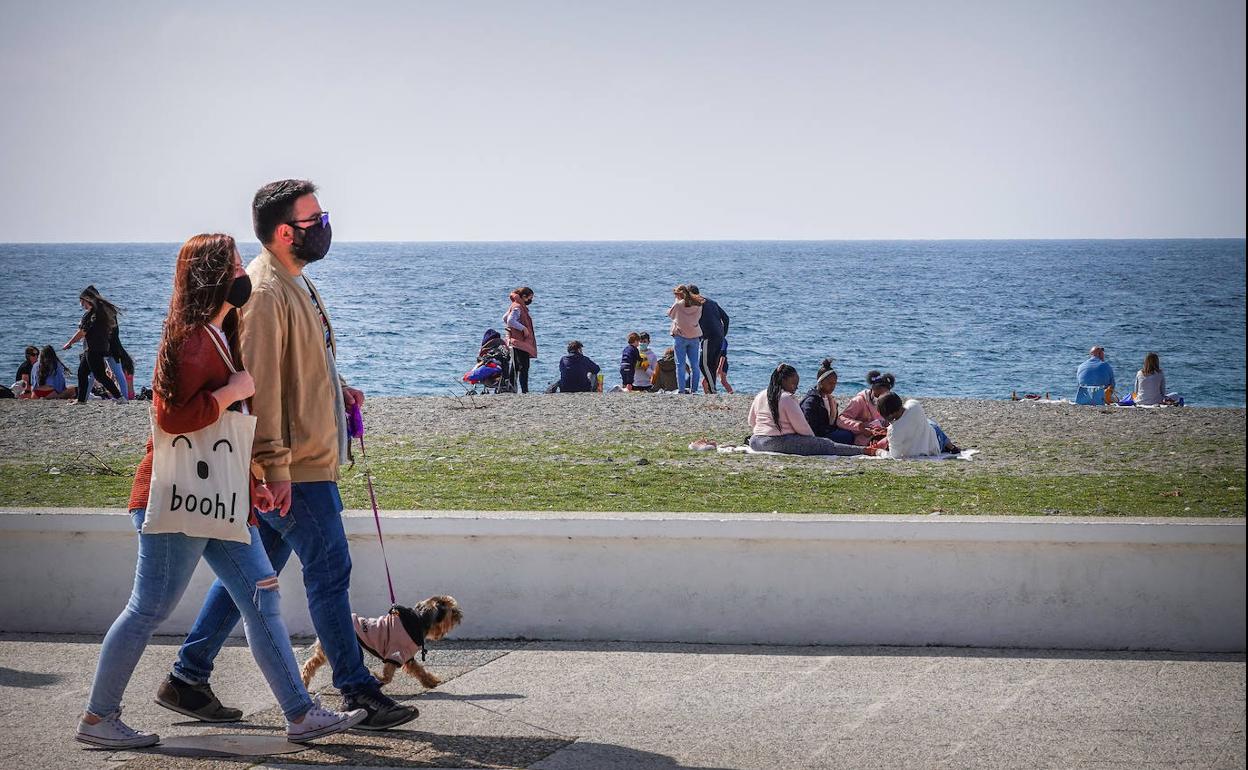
[747,364,869,457]
[12,345,38,398]
[30,345,76,399]
[632,332,657,392]
[1134,352,1167,406]
[838,370,894,445]
[557,340,600,393]
[653,347,678,392]
[870,392,961,458]
[619,332,641,391]
[800,359,855,444]
[1075,345,1115,404]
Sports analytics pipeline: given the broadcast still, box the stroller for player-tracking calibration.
[462,329,516,394]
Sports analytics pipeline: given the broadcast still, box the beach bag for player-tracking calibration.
[143,329,256,544]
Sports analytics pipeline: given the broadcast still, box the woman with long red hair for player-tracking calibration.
[76,234,365,750]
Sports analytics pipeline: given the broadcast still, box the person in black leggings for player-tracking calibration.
[687,284,729,394]
[64,287,123,402]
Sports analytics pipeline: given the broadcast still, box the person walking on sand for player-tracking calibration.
[84,285,136,398]
[156,180,417,731]
[74,233,366,750]
[667,285,704,394]
[503,286,537,393]
[686,284,729,394]
[64,286,124,402]
[1075,345,1116,405]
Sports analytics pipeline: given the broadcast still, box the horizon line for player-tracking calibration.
[1,236,1245,246]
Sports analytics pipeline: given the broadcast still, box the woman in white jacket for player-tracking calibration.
[875,393,961,459]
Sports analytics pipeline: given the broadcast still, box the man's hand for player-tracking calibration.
[268,480,293,517]
[342,385,365,408]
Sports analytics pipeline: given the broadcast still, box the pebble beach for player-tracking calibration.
[2,394,1244,479]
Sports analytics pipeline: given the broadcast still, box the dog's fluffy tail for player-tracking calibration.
[300,641,326,687]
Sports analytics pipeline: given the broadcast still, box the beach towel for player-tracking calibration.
[706,444,979,461]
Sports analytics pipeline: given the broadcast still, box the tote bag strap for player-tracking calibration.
[203,326,238,373]
[203,326,250,414]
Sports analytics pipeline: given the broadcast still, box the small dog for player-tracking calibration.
[301,595,463,690]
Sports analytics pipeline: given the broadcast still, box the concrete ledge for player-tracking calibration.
[2,508,1243,651]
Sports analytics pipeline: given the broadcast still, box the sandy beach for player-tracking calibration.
[2,394,1243,479]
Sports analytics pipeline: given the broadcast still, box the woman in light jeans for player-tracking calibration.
[76,234,364,750]
[667,284,704,394]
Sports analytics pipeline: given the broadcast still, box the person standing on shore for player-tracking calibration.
[503,287,537,393]
[686,284,729,394]
[64,287,124,402]
[75,233,366,749]
[667,285,704,394]
[158,180,417,731]
[1075,345,1116,405]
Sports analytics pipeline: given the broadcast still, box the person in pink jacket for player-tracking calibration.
[667,284,704,394]
[838,370,895,446]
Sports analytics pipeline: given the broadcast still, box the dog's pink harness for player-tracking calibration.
[353,612,421,665]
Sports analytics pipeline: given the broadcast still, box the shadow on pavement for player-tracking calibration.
[0,665,63,687]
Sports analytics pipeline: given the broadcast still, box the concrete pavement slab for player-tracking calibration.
[1,634,1243,769]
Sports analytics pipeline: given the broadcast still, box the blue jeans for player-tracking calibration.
[174,481,376,698]
[827,427,856,444]
[930,420,952,452]
[87,509,312,721]
[673,335,701,393]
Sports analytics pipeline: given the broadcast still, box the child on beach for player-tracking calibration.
[619,332,641,391]
[702,338,733,394]
[632,332,656,392]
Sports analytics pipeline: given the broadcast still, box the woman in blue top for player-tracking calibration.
[31,345,76,399]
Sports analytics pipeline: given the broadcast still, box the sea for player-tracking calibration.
[1,240,1244,406]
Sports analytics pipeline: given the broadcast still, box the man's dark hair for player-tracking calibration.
[25,346,38,357]
[687,284,699,295]
[567,340,583,354]
[878,392,903,418]
[253,179,318,245]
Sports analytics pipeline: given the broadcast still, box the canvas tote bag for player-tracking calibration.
[143,328,256,544]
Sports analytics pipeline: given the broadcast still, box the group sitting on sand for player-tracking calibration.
[741,361,961,459]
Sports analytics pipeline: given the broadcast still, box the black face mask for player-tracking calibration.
[292,220,333,263]
[226,273,252,308]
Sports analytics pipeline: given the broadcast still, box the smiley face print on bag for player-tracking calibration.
[166,434,242,524]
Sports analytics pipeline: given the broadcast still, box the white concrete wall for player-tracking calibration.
[1,509,1243,651]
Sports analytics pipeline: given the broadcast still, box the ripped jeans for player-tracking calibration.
[85,509,313,721]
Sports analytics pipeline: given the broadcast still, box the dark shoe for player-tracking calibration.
[344,688,418,731]
[154,674,243,723]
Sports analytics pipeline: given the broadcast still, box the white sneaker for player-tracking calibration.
[286,696,368,743]
[75,708,160,749]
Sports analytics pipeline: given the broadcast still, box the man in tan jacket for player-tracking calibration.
[156,180,417,731]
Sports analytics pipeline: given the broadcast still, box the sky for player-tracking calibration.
[0,0,1244,242]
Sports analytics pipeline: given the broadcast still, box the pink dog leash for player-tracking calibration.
[349,401,397,606]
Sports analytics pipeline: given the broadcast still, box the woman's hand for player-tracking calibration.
[228,370,255,400]
[253,483,275,512]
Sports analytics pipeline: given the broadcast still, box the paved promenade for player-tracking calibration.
[0,634,1242,769]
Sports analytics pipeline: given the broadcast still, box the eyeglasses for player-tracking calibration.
[287,211,329,230]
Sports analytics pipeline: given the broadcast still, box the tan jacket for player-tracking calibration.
[242,249,345,483]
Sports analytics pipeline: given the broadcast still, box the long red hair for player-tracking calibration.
[153,234,243,403]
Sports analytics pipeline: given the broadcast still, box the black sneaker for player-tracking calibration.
[154,674,243,723]
[343,688,418,731]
